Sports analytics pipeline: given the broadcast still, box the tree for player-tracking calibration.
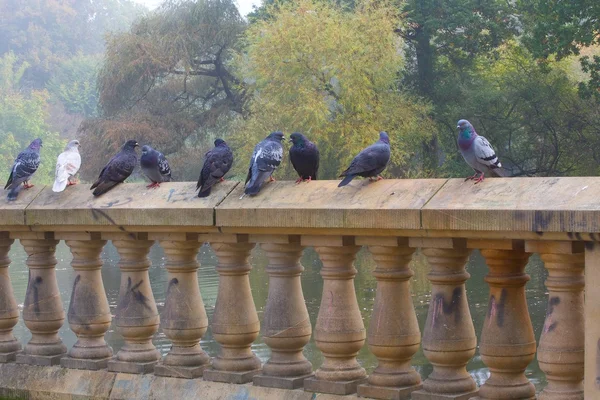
[0,53,65,184]
[519,0,600,101]
[236,0,434,179]
[78,0,247,182]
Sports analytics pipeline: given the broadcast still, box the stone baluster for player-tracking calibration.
[17,238,67,366]
[203,237,261,384]
[61,238,113,370]
[356,237,422,400]
[107,237,161,374]
[0,236,21,362]
[252,235,313,389]
[584,242,600,399]
[154,237,210,378]
[302,236,367,395]
[474,241,536,400]
[410,238,478,400]
[526,241,584,400]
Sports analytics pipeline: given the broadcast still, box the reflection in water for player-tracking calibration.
[8,241,548,391]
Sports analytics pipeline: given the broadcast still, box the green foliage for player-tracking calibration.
[0,53,66,185]
[47,54,101,117]
[236,0,434,179]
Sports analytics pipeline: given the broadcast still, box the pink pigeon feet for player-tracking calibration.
[219,177,225,182]
[67,180,77,186]
[146,182,160,189]
[368,176,384,182]
[268,176,276,183]
[23,181,34,189]
[473,173,485,184]
[465,172,480,181]
[295,177,303,184]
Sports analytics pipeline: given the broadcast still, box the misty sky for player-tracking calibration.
[132,0,261,16]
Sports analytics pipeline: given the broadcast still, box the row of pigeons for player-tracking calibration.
[4,119,503,201]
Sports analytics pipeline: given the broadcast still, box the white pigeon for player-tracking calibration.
[52,140,82,192]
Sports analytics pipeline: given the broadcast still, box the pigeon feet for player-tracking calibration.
[219,177,225,182]
[268,176,276,183]
[146,182,160,189]
[465,173,480,181]
[295,177,303,184]
[67,180,77,186]
[377,176,383,181]
[23,182,34,189]
[474,174,485,184]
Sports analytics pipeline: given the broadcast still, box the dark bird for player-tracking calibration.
[289,132,319,183]
[90,139,139,196]
[244,131,285,196]
[457,119,507,183]
[338,131,390,187]
[5,138,42,201]
[197,139,233,198]
[140,145,171,189]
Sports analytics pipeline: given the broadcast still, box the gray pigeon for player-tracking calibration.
[5,138,42,201]
[244,131,285,196]
[457,119,507,183]
[140,145,171,188]
[91,139,138,196]
[197,139,233,198]
[338,131,390,187]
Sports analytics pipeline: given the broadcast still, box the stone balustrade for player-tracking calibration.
[0,177,597,400]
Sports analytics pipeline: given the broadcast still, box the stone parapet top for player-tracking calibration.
[0,177,597,234]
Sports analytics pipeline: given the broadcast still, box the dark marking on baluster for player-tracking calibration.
[487,288,508,327]
[543,296,560,333]
[596,338,600,390]
[90,208,135,239]
[575,232,583,241]
[533,211,553,232]
[68,275,81,317]
[432,287,462,325]
[118,277,152,312]
[31,276,43,315]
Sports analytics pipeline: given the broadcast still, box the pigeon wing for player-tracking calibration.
[473,136,501,169]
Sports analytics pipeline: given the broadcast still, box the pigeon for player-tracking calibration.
[289,132,319,183]
[52,140,81,192]
[197,139,233,198]
[244,131,285,196]
[457,119,507,183]
[90,139,139,196]
[338,131,390,187]
[140,145,171,189]
[5,138,42,201]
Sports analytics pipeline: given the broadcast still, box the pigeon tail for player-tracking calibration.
[338,174,355,187]
[197,187,211,198]
[52,179,68,193]
[92,180,119,197]
[491,167,509,177]
[6,184,22,201]
[245,170,271,195]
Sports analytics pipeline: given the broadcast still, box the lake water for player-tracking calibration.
[7,241,548,391]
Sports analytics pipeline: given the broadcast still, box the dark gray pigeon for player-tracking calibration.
[457,119,507,183]
[197,139,233,198]
[140,145,171,189]
[244,131,285,196]
[338,131,390,187]
[289,132,319,183]
[5,138,42,201]
[91,139,138,196]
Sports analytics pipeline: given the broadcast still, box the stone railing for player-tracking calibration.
[0,177,597,400]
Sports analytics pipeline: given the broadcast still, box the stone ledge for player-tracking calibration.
[0,363,362,400]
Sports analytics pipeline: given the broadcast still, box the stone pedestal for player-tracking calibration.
[357,243,422,400]
[108,239,160,374]
[253,240,313,389]
[527,241,584,400]
[302,238,366,395]
[61,239,113,370]
[203,241,261,384]
[154,239,210,379]
[473,248,536,400]
[0,238,21,362]
[413,245,477,400]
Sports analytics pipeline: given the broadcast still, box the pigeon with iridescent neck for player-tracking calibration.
[457,119,507,183]
[289,132,319,183]
[5,138,42,201]
[140,145,171,189]
[244,131,285,196]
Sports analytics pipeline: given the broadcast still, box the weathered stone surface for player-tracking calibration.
[305,376,368,395]
[358,382,423,400]
[422,177,600,232]
[25,181,238,227]
[0,185,44,225]
[253,373,314,390]
[216,179,446,230]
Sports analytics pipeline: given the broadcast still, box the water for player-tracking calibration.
[7,241,548,391]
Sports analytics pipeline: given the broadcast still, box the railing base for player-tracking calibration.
[16,353,64,366]
[411,389,479,400]
[107,358,157,374]
[253,372,314,389]
[357,382,423,400]
[154,362,208,379]
[0,351,21,363]
[60,356,111,371]
[202,367,261,384]
[305,376,368,395]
